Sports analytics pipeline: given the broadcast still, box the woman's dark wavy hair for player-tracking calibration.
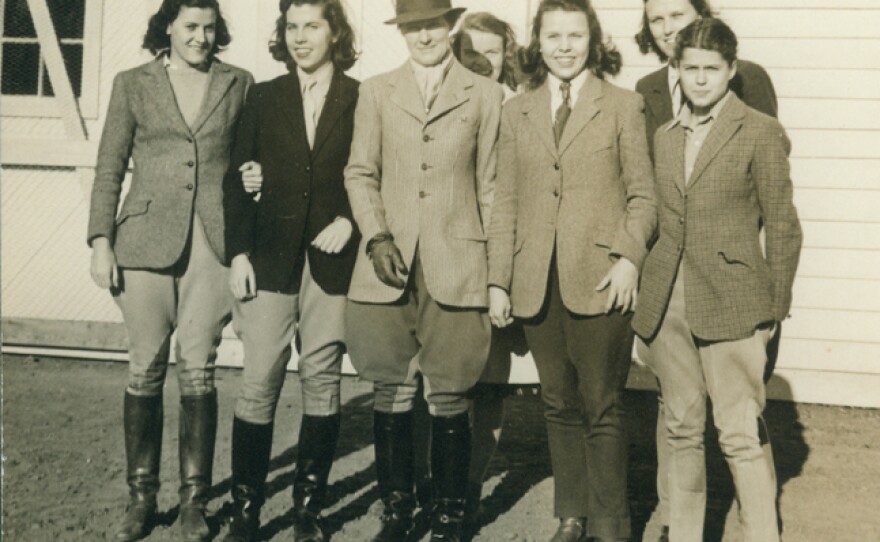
[519,0,622,90]
[142,0,231,57]
[634,0,713,62]
[269,0,358,72]
[673,17,737,65]
[451,12,520,91]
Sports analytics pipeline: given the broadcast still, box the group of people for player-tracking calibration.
[87,0,802,541]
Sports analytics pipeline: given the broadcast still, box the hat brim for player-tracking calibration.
[384,7,466,25]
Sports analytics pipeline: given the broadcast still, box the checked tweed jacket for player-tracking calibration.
[88,59,253,267]
[632,94,803,343]
[344,59,503,308]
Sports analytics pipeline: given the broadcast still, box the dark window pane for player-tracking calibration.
[3,0,36,38]
[1,42,39,94]
[42,43,83,96]
[48,0,84,39]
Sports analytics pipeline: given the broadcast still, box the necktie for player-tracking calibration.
[672,78,686,117]
[554,81,571,146]
[302,78,318,148]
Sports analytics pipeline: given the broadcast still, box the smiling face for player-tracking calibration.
[400,17,452,67]
[539,9,590,82]
[461,29,505,82]
[285,3,335,74]
[166,6,216,69]
[645,0,700,59]
[678,47,736,115]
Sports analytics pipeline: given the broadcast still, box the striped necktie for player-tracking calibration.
[554,81,572,146]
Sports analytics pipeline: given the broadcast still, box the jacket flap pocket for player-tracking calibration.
[719,245,754,267]
[448,221,487,241]
[593,229,614,249]
[116,199,151,225]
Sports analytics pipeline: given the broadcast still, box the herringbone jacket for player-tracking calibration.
[344,59,503,308]
[487,76,656,318]
[87,59,253,267]
[632,94,802,342]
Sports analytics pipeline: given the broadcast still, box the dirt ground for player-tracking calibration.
[2,355,879,541]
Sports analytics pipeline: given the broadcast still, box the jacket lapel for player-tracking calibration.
[557,75,602,156]
[144,59,191,135]
[389,62,427,123]
[274,71,311,153]
[644,66,673,129]
[522,82,558,160]
[311,71,357,158]
[687,94,747,190]
[190,61,237,135]
[426,60,471,124]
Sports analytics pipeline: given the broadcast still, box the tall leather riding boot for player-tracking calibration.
[430,412,470,542]
[116,392,163,542]
[222,417,273,542]
[291,414,341,542]
[371,410,416,542]
[178,392,218,542]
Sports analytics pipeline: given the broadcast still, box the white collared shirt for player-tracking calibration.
[548,69,588,120]
[409,52,453,112]
[297,61,334,118]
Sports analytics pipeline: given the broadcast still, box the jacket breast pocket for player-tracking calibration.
[115,199,151,226]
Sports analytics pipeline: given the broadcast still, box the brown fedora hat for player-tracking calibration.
[384,0,466,25]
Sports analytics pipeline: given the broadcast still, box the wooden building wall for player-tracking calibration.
[2,0,878,407]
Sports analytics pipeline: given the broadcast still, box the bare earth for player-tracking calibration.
[2,355,879,541]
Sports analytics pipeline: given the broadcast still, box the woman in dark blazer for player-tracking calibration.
[87,1,251,540]
[220,1,359,540]
[632,2,779,539]
[487,1,655,540]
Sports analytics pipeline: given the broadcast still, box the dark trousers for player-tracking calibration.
[523,262,633,540]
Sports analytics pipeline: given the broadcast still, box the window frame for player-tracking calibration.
[0,0,103,119]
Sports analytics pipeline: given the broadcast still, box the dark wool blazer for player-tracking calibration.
[224,70,360,296]
[632,94,802,343]
[88,59,253,267]
[636,60,777,160]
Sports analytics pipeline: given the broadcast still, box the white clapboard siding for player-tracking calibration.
[788,129,880,159]
[791,158,880,190]
[801,221,880,251]
[778,98,880,131]
[794,188,880,222]
[792,278,880,312]
[798,248,880,281]
[785,309,880,346]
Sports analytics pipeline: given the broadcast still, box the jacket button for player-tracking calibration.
[553,189,559,197]
[421,163,428,171]
[679,217,685,225]
[186,137,193,144]
[423,134,430,142]
[419,190,426,198]
[305,165,311,173]
[185,183,194,190]
[187,160,194,167]
[553,163,560,170]
[302,191,309,199]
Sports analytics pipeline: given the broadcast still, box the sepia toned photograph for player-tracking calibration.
[1,0,878,540]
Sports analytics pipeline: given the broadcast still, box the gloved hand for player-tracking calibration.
[369,237,409,289]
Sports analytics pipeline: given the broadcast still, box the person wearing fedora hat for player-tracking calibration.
[344,2,503,541]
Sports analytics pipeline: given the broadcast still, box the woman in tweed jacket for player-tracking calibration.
[87,1,251,540]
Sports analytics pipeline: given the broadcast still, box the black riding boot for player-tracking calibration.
[291,413,341,542]
[222,417,273,542]
[116,392,163,541]
[371,410,416,542]
[178,392,218,542]
[430,412,470,542]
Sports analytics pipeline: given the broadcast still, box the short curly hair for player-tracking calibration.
[634,0,713,62]
[142,0,231,57]
[269,0,359,72]
[519,0,622,90]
